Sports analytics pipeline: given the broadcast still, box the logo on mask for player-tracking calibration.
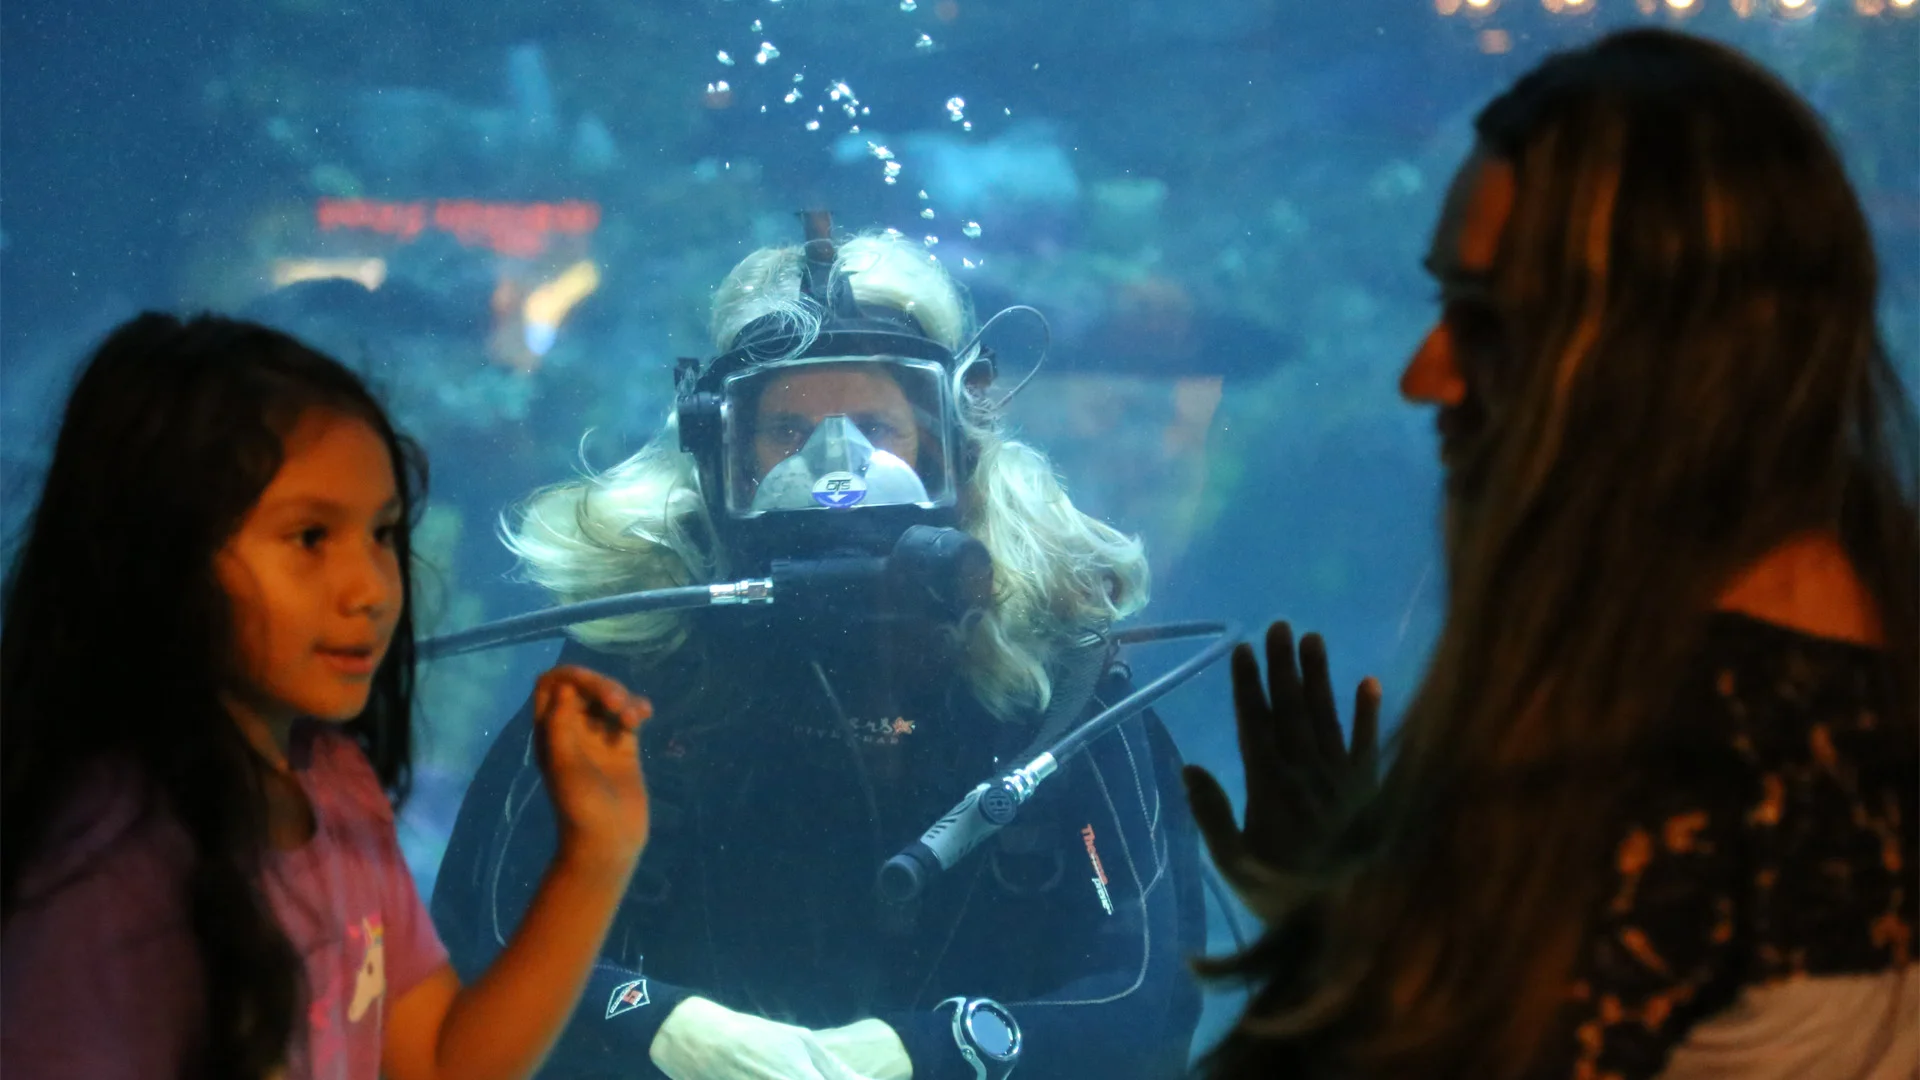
[812,471,868,509]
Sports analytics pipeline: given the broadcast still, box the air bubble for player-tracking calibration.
[962,221,981,238]
[945,96,966,121]
[924,235,939,246]
[785,89,802,103]
[916,34,935,50]
[901,0,916,8]
[918,190,929,200]
[717,51,735,65]
[752,18,763,30]
[884,162,903,178]
[755,42,780,64]
[921,208,935,219]
[806,119,820,130]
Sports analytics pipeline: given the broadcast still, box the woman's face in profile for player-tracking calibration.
[1402,147,1516,496]
[752,365,920,479]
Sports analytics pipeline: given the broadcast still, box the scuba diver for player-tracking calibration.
[428,216,1215,1080]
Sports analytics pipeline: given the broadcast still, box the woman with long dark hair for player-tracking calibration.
[1188,28,1918,1079]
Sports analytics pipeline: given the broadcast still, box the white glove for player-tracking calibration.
[814,1019,913,1080]
[650,996,868,1080]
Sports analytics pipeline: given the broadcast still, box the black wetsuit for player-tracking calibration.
[430,618,1207,1080]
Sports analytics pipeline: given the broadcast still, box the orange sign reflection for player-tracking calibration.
[316,198,602,258]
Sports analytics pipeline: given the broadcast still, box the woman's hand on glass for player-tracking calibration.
[1182,621,1380,911]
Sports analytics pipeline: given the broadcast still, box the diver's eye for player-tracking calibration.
[296,525,327,551]
[758,422,803,453]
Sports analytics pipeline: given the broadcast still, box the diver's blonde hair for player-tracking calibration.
[504,230,1149,721]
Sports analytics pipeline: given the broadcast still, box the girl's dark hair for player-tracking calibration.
[1200,28,1918,1079]
[1,313,427,1080]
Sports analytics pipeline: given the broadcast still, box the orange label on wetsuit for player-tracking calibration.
[1081,825,1115,915]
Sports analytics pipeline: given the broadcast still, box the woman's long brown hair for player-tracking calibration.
[1199,29,1918,1078]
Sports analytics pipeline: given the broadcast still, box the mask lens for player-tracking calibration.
[722,358,954,517]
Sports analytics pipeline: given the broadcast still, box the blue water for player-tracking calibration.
[3,0,1915,1065]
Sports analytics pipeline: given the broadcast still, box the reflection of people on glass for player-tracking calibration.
[432,223,1206,1080]
[1190,29,1919,1080]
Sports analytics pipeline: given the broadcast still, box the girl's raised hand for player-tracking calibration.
[377,668,654,1080]
[532,665,652,874]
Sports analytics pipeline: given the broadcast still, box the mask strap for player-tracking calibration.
[799,209,837,305]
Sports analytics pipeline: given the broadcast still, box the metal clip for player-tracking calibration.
[1002,753,1058,804]
[709,578,775,605]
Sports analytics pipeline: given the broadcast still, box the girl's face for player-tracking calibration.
[216,410,403,731]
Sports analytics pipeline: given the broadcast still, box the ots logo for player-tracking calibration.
[812,471,868,509]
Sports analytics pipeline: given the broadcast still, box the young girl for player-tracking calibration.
[0,313,653,1080]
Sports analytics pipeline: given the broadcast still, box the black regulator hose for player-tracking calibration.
[416,584,733,662]
[416,525,989,662]
[876,621,1239,905]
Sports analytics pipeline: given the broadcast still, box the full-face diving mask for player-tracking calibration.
[676,212,991,583]
[728,356,954,517]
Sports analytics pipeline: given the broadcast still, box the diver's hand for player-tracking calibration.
[651,997,867,1080]
[533,664,652,875]
[814,1018,912,1080]
[1181,621,1380,910]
